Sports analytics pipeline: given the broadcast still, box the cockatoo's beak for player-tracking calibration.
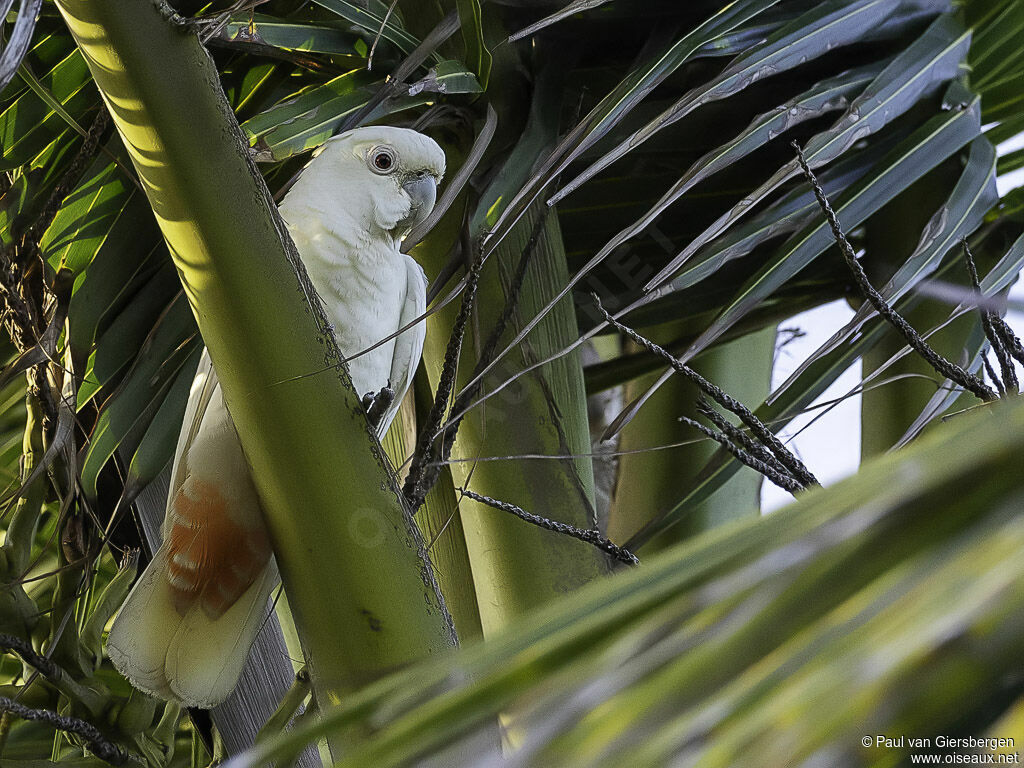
[399,173,438,232]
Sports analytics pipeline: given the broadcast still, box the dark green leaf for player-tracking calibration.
[968,0,1024,92]
[484,0,785,233]
[0,31,77,110]
[310,0,441,61]
[242,68,452,160]
[976,76,1024,124]
[647,13,971,290]
[76,261,180,410]
[581,62,885,297]
[407,60,482,97]
[683,89,982,369]
[554,0,958,207]
[508,0,613,43]
[997,146,1024,177]
[664,145,885,292]
[0,173,30,247]
[66,202,165,365]
[123,344,202,497]
[79,294,198,501]
[221,14,361,56]
[1,127,84,244]
[606,88,982,442]
[0,48,96,169]
[40,142,136,275]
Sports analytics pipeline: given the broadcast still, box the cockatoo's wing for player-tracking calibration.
[107,349,278,709]
[379,257,428,435]
[163,349,217,538]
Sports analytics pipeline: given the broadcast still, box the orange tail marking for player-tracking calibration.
[166,478,272,619]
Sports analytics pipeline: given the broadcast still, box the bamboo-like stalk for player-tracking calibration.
[382,386,482,642]
[420,202,610,638]
[3,393,45,578]
[53,0,455,718]
[608,327,776,550]
[0,393,45,644]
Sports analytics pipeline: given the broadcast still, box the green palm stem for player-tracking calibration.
[381,385,483,642]
[53,0,456,727]
[3,393,45,579]
[0,392,45,644]
[420,200,610,642]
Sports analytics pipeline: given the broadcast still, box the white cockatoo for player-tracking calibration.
[106,126,445,708]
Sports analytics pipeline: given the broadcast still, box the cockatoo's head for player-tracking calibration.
[297,126,446,247]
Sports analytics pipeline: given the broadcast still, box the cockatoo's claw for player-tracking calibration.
[363,384,396,430]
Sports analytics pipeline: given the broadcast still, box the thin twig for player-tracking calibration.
[404,235,484,510]
[593,296,819,489]
[458,488,638,565]
[991,316,1024,368]
[0,696,135,765]
[963,239,1017,394]
[792,141,998,403]
[982,355,1004,396]
[367,0,400,71]
[678,417,805,495]
[694,397,806,490]
[0,633,58,679]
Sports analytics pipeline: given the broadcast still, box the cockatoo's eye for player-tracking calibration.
[368,146,398,175]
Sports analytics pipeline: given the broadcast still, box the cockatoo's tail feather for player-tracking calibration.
[105,548,179,702]
[107,546,277,709]
[165,561,278,709]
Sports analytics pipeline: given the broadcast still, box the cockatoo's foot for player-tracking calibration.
[362,382,395,430]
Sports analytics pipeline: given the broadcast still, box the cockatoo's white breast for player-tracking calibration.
[276,126,441,406]
[282,203,421,400]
